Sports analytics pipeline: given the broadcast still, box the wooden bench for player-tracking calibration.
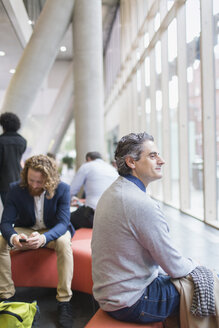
[85,309,164,328]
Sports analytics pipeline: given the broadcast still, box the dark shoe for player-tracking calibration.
[57,301,73,328]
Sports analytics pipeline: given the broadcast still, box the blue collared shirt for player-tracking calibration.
[123,174,146,193]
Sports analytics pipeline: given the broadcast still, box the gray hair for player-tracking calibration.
[115,132,154,176]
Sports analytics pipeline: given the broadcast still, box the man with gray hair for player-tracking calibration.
[91,132,198,324]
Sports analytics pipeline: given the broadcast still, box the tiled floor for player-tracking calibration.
[162,203,219,273]
[15,287,95,328]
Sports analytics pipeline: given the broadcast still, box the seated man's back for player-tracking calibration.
[70,151,118,229]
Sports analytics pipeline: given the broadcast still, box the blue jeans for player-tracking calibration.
[108,275,180,323]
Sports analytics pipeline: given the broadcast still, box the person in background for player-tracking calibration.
[70,151,118,230]
[0,112,27,206]
[0,154,75,328]
[91,132,217,326]
[47,152,56,160]
[110,159,117,169]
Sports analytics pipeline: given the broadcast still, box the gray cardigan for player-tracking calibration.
[91,176,197,311]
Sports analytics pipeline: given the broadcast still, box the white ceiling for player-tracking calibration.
[0,0,119,92]
[0,0,24,90]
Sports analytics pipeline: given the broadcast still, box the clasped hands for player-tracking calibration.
[12,231,45,249]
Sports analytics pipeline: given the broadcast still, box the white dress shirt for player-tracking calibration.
[31,191,46,230]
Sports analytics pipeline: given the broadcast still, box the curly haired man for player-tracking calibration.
[0,154,75,328]
[0,112,27,205]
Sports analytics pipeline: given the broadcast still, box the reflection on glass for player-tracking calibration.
[167,0,174,11]
[145,98,151,133]
[145,57,150,86]
[154,12,160,32]
[144,32,149,48]
[213,0,219,221]
[156,90,162,111]
[168,19,177,61]
[137,67,142,126]
[145,98,151,114]
[155,40,162,200]
[155,41,161,74]
[155,40,162,177]
[186,0,203,219]
[169,77,179,208]
[137,69,141,92]
[168,19,179,208]
[156,90,163,201]
[169,76,178,108]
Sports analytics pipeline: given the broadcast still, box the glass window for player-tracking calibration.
[145,98,151,133]
[137,69,141,93]
[104,9,121,98]
[168,18,179,208]
[136,48,142,127]
[213,0,219,219]
[156,90,162,153]
[155,41,163,200]
[144,56,151,133]
[155,41,161,74]
[145,57,150,87]
[154,12,160,32]
[155,41,162,149]
[144,32,149,48]
[186,0,203,219]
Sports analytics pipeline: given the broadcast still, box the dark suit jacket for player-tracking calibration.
[0,132,27,191]
[0,181,75,246]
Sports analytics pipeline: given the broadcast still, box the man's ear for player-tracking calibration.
[125,156,136,169]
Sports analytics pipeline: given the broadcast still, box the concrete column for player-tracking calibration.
[73,0,104,168]
[43,97,74,155]
[2,0,32,46]
[1,0,75,123]
[50,104,74,154]
[33,64,74,155]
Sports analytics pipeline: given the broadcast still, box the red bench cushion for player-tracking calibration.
[71,238,92,294]
[11,228,93,294]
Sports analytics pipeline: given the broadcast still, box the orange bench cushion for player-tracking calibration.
[11,228,93,294]
[71,238,92,294]
[85,309,164,328]
[72,227,92,240]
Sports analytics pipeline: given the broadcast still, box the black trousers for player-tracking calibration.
[0,191,7,206]
[70,205,94,230]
